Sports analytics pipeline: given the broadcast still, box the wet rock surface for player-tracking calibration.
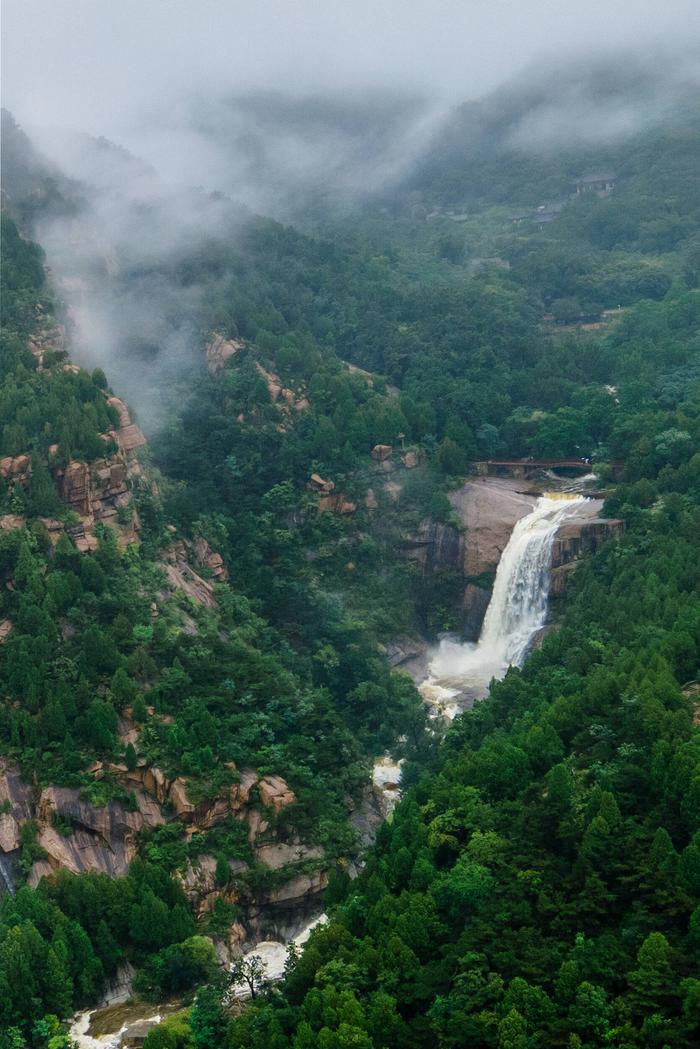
[404,478,622,640]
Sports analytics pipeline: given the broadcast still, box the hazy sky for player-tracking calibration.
[4,0,700,140]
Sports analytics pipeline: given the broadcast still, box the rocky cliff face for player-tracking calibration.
[405,479,623,640]
[1,387,147,554]
[549,516,625,595]
[0,754,329,944]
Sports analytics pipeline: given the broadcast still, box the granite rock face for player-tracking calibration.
[450,479,537,577]
[404,478,622,639]
[205,333,245,373]
[1,758,327,934]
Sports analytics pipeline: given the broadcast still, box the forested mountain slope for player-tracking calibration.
[0,210,433,1038]
[0,70,699,1049]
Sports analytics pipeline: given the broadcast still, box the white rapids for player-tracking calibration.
[232,913,329,996]
[421,493,588,717]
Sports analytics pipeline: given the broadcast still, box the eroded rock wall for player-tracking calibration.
[405,479,623,640]
[0,758,328,940]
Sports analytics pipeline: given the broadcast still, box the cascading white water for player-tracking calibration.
[0,856,15,896]
[421,493,588,717]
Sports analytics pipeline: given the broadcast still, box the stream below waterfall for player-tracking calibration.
[70,491,591,1046]
[420,492,588,718]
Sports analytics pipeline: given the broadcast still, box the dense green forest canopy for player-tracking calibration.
[0,74,699,1049]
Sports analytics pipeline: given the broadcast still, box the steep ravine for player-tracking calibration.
[65,475,622,1047]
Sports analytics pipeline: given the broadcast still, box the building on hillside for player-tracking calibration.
[575,172,616,196]
[535,201,566,224]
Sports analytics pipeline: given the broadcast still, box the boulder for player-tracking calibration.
[38,518,64,546]
[371,444,392,461]
[170,778,196,821]
[143,766,169,803]
[364,488,378,510]
[255,363,283,402]
[195,796,231,831]
[309,473,335,493]
[0,515,26,531]
[205,333,245,373]
[0,619,12,644]
[259,775,295,812]
[403,450,418,468]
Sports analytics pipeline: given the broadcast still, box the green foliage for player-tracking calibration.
[4,94,700,1049]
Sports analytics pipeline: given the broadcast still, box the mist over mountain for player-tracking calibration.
[3,44,699,425]
[2,5,700,1048]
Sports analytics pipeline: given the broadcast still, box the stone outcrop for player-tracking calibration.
[162,535,229,593]
[371,444,392,461]
[309,473,335,493]
[254,363,308,414]
[450,479,537,576]
[26,317,67,367]
[0,813,20,853]
[259,775,296,812]
[404,518,462,575]
[0,514,26,532]
[549,516,624,595]
[192,536,228,580]
[462,583,492,641]
[318,496,357,514]
[263,871,328,905]
[1,756,328,946]
[107,396,147,453]
[27,785,165,884]
[55,452,140,550]
[404,478,623,639]
[161,561,218,609]
[0,455,31,484]
[205,333,245,373]
[550,516,625,569]
[0,765,33,826]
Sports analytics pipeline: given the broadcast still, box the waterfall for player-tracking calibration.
[421,494,587,717]
[0,855,16,896]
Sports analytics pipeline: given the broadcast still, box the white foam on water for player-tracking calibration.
[421,494,588,715]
